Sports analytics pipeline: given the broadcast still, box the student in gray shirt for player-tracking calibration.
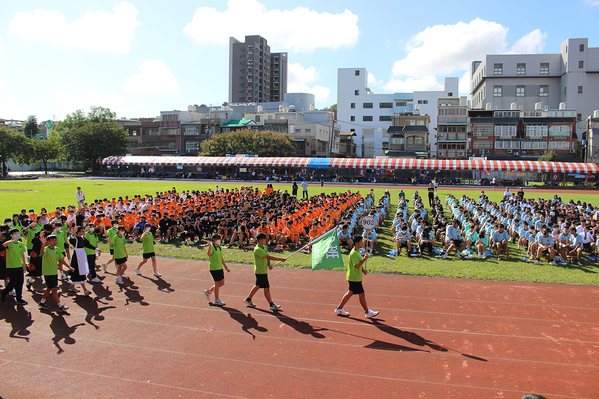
[492,223,510,260]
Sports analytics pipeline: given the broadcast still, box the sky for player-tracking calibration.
[1,0,598,122]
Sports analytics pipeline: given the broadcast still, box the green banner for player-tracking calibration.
[311,229,344,270]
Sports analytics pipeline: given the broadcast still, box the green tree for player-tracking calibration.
[31,137,62,174]
[54,107,126,173]
[0,127,30,177]
[321,104,337,111]
[200,130,295,157]
[538,150,558,162]
[23,115,40,139]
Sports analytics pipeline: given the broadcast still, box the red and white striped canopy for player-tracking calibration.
[100,156,599,174]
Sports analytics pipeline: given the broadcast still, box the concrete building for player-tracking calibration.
[437,97,469,159]
[229,35,288,104]
[469,103,577,159]
[470,38,599,139]
[337,68,459,157]
[339,132,357,157]
[586,110,599,164]
[283,93,315,112]
[386,113,430,157]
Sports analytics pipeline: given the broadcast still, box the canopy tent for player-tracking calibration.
[101,156,599,174]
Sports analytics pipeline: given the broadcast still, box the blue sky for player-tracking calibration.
[1,0,598,121]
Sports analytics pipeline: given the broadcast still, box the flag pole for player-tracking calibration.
[272,227,337,266]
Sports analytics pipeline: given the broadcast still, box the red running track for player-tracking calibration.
[1,256,599,398]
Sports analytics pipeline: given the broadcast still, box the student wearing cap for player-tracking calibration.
[0,228,28,305]
[38,234,71,312]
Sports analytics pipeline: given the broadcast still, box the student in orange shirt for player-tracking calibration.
[257,222,272,245]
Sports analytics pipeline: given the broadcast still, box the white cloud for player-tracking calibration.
[384,76,444,93]
[183,0,359,52]
[367,73,382,87]
[0,80,7,90]
[9,2,141,53]
[391,18,508,78]
[287,62,330,101]
[124,60,180,95]
[585,0,599,6]
[458,70,471,97]
[510,29,547,54]
[50,90,125,114]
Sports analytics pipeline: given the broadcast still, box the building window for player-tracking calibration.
[564,86,567,95]
[540,63,549,75]
[354,90,359,96]
[539,85,548,97]
[579,60,584,69]
[363,116,373,122]
[417,120,425,126]
[580,43,585,52]
[382,142,389,151]
[186,141,199,151]
[379,116,392,122]
[379,102,393,108]
[350,116,355,122]
[516,86,525,97]
[350,128,355,132]
[517,63,526,75]
[578,86,583,94]
[363,102,373,109]
[395,101,407,107]
[391,137,404,145]
[577,113,582,122]
[350,103,355,109]
[355,70,360,76]
[493,63,503,75]
[417,100,429,104]
[493,85,502,97]
[409,120,416,126]
[447,92,453,97]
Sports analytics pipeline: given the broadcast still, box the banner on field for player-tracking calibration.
[311,229,344,270]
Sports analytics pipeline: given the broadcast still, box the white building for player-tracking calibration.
[471,37,599,138]
[337,68,459,157]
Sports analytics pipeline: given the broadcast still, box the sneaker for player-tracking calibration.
[214,298,225,306]
[91,277,101,283]
[102,262,107,273]
[9,289,16,296]
[365,309,379,318]
[551,260,558,266]
[455,253,461,259]
[116,277,123,285]
[204,289,211,301]
[534,259,541,265]
[69,286,80,293]
[134,268,141,275]
[442,253,448,259]
[478,253,482,259]
[334,307,350,316]
[84,289,92,296]
[59,305,69,312]
[61,271,68,280]
[39,302,51,310]
[16,299,28,305]
[153,272,162,277]
[190,241,194,245]
[482,255,487,260]
[26,279,32,291]
[465,255,473,259]
[244,298,255,308]
[577,261,583,266]
[269,303,281,311]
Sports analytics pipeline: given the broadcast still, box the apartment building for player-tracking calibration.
[229,35,288,104]
[436,97,469,159]
[586,110,599,164]
[386,113,430,158]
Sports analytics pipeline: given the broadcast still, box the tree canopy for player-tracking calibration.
[23,115,40,139]
[200,130,295,157]
[0,127,31,176]
[538,150,558,162]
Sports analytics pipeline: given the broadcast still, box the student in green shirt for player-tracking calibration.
[102,221,119,273]
[335,235,379,318]
[0,228,28,305]
[112,226,129,285]
[135,225,161,278]
[204,234,230,306]
[38,234,71,312]
[84,225,101,283]
[243,233,286,310]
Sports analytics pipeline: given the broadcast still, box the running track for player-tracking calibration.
[2,256,598,398]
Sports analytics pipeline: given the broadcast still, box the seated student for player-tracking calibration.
[465,226,479,250]
[414,219,427,242]
[566,226,583,266]
[362,228,378,256]
[337,224,353,250]
[217,219,231,241]
[443,219,466,259]
[418,227,435,256]
[517,221,531,251]
[476,230,489,259]
[533,227,558,265]
[132,215,148,239]
[581,226,595,256]
[230,219,250,247]
[180,217,198,245]
[278,220,299,247]
[257,222,273,245]
[395,224,412,255]
[492,224,510,260]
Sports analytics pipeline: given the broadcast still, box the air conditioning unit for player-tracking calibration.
[540,150,546,155]
[458,151,465,157]
[438,151,444,156]
[507,149,513,153]
[522,151,527,154]
[485,149,490,154]
[514,152,519,156]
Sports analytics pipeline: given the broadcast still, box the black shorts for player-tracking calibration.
[348,281,364,295]
[110,249,114,255]
[210,269,224,282]
[451,239,463,247]
[44,274,58,289]
[29,256,42,277]
[567,246,577,252]
[115,257,128,265]
[143,252,155,259]
[255,273,270,289]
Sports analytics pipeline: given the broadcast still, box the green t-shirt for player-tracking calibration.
[208,244,223,271]
[6,241,26,269]
[42,245,61,276]
[253,244,269,274]
[107,228,118,249]
[84,231,99,255]
[26,224,42,250]
[346,248,363,282]
[56,230,67,255]
[141,232,155,254]
[112,234,127,259]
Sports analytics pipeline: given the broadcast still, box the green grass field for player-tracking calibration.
[2,178,599,285]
